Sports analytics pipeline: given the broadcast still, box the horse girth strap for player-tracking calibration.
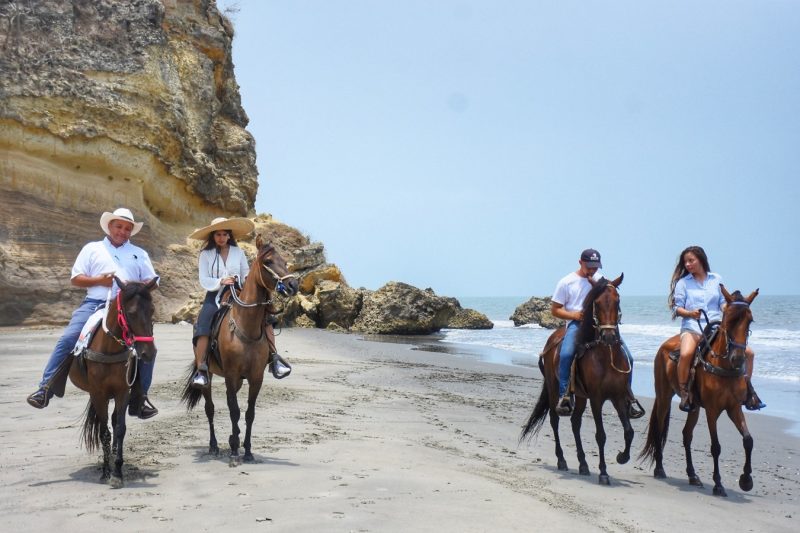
[83,348,131,364]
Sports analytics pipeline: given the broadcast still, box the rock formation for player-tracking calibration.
[351,283,456,335]
[510,296,564,329]
[0,0,255,325]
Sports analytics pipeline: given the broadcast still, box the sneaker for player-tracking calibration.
[192,371,209,389]
[269,353,292,379]
[555,395,572,416]
[27,387,50,409]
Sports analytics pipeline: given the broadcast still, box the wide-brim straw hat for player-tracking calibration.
[100,207,144,236]
[188,217,255,240]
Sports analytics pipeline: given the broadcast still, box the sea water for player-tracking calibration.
[440,295,800,435]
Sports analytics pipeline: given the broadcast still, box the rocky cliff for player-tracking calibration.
[0,0,255,325]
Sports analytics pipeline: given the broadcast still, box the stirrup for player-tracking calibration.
[269,353,292,379]
[555,395,573,416]
[26,387,51,409]
[628,398,645,419]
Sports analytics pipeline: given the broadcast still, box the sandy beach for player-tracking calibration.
[0,324,797,532]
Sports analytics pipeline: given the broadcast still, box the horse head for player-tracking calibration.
[717,284,758,368]
[255,234,299,297]
[113,276,158,361]
[585,273,623,345]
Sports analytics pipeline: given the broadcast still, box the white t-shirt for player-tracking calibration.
[71,237,158,300]
[198,246,250,292]
[551,271,603,313]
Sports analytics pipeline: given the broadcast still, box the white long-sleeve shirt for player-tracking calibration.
[198,246,250,292]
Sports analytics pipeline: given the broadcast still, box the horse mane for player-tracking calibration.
[577,277,609,343]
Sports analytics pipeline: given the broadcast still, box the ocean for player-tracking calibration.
[438,295,800,436]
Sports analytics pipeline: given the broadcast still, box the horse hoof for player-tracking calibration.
[713,486,728,497]
[579,464,590,476]
[209,445,219,456]
[243,452,255,463]
[689,476,703,487]
[654,467,666,479]
[598,474,610,485]
[229,454,241,467]
[557,460,568,471]
[739,475,754,492]
[109,475,124,489]
[616,452,630,465]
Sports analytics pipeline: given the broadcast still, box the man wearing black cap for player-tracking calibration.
[550,248,645,418]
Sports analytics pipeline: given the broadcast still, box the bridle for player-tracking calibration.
[585,284,631,374]
[99,285,155,386]
[696,302,751,377]
[228,246,296,309]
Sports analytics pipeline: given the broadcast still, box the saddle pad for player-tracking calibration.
[72,308,105,356]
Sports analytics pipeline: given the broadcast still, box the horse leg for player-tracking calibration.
[571,397,589,475]
[707,411,727,496]
[727,407,754,492]
[590,398,610,485]
[109,394,128,488]
[682,409,703,487]
[612,397,633,465]
[548,407,568,471]
[226,378,242,466]
[242,378,263,463]
[100,421,112,483]
[203,387,219,456]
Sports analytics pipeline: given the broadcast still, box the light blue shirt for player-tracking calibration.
[672,272,726,334]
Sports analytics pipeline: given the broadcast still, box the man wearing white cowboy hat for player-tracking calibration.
[188,216,291,389]
[27,208,160,419]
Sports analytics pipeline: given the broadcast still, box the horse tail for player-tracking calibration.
[519,381,550,444]
[180,362,203,410]
[80,400,103,452]
[639,396,670,464]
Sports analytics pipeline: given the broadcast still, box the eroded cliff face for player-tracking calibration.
[0,0,257,324]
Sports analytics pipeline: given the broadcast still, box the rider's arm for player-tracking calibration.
[551,302,581,322]
[71,273,114,288]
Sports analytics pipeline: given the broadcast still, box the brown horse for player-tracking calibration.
[520,275,635,485]
[640,285,758,497]
[181,236,298,465]
[67,277,158,487]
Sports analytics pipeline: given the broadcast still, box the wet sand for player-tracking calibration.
[0,324,797,532]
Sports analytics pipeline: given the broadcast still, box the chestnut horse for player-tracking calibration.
[520,275,634,485]
[640,286,758,497]
[181,236,298,465]
[67,277,158,487]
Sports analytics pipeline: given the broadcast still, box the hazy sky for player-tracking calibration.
[217,1,799,297]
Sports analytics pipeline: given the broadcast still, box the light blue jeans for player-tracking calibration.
[558,320,634,397]
[39,298,105,387]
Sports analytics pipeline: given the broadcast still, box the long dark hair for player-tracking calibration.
[202,230,239,251]
[668,245,711,310]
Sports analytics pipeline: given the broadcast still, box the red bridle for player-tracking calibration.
[116,291,154,346]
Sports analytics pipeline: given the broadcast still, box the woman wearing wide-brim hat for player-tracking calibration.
[187,217,291,388]
[188,217,255,388]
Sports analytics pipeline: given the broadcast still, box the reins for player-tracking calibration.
[98,285,155,386]
[694,303,750,378]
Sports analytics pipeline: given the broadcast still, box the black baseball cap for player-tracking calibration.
[580,248,602,268]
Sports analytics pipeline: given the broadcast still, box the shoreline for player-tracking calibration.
[1,325,798,531]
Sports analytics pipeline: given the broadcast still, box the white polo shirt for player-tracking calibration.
[71,237,158,300]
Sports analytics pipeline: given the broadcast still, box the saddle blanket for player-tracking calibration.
[71,308,106,356]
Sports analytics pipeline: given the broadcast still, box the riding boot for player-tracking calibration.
[191,337,210,389]
[128,383,159,419]
[744,379,766,410]
[26,386,53,409]
[627,397,646,419]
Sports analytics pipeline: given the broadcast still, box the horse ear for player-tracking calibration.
[145,276,159,291]
[745,288,759,304]
[720,283,732,303]
[256,233,264,249]
[587,276,597,287]
[611,273,623,287]
[114,276,126,290]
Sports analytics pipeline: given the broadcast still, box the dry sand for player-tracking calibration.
[0,324,797,532]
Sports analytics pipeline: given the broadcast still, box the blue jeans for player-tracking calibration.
[39,298,105,387]
[139,356,155,395]
[558,321,635,396]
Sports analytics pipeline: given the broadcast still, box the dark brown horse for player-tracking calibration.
[641,285,758,497]
[67,277,158,487]
[181,236,298,465]
[520,275,635,485]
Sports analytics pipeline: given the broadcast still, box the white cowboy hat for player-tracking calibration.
[188,217,255,240]
[100,208,144,236]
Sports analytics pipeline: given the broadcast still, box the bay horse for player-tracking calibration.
[520,275,635,485]
[67,277,158,487]
[640,285,758,497]
[181,236,298,465]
